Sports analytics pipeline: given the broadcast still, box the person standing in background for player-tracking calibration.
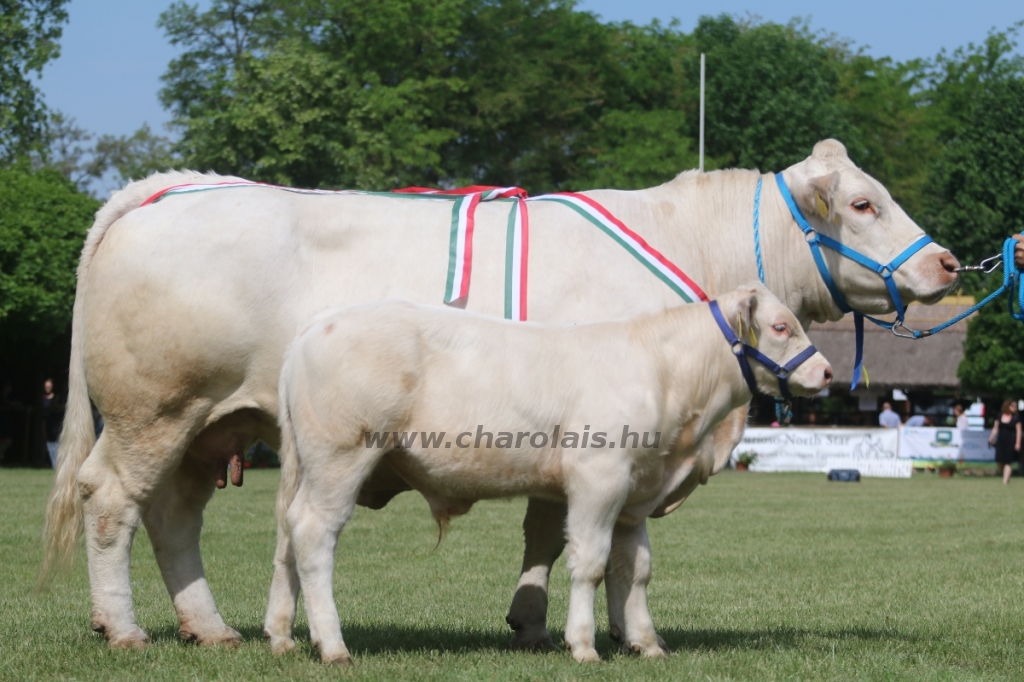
[879,402,901,428]
[989,399,1021,485]
[40,379,63,469]
[954,403,969,430]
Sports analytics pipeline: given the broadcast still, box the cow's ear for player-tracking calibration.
[800,171,840,223]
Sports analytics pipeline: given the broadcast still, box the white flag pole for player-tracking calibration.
[699,52,705,173]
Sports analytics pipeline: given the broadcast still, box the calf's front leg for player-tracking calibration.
[563,464,630,662]
[605,520,667,657]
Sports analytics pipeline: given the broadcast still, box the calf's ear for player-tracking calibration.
[735,288,758,337]
[800,171,840,223]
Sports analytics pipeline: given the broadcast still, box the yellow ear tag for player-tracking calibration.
[736,314,743,340]
[749,328,758,346]
[815,191,829,219]
[862,365,870,388]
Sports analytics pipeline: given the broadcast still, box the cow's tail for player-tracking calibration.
[40,169,245,588]
[38,262,94,588]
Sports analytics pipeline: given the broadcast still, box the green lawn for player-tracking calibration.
[4,469,1024,680]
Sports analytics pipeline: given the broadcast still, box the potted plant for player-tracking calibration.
[937,459,958,478]
[735,451,758,471]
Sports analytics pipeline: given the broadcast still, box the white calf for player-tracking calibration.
[272,283,831,664]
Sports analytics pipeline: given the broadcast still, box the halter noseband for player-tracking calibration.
[709,300,819,400]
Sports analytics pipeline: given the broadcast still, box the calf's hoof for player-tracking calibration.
[92,617,148,649]
[190,625,242,648]
[567,643,601,663]
[322,653,354,667]
[263,629,296,656]
[619,636,670,658]
[107,628,149,650]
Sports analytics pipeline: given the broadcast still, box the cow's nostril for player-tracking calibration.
[939,251,960,274]
[823,367,833,384]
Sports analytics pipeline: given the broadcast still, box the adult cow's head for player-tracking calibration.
[782,139,959,316]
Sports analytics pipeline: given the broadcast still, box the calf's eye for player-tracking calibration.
[773,324,787,333]
[852,200,871,211]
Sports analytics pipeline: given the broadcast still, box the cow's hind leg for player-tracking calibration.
[289,446,382,665]
[79,424,189,648]
[605,520,667,657]
[506,497,566,651]
[142,454,241,646]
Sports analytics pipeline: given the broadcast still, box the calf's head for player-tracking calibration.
[783,139,959,314]
[716,283,832,398]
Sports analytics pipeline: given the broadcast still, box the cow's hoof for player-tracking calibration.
[107,626,149,650]
[509,630,558,652]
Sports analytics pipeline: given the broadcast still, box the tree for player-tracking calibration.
[930,77,1024,273]
[0,0,70,163]
[159,0,466,189]
[690,15,852,172]
[0,165,98,342]
[936,77,1024,396]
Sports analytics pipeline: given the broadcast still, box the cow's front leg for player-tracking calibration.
[563,467,630,663]
[143,456,241,647]
[506,497,566,651]
[605,520,667,657]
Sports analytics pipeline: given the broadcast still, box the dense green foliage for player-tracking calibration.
[0,0,69,162]
[0,165,98,341]
[9,469,1024,679]
[938,78,1024,397]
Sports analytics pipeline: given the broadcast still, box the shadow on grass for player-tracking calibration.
[147,622,912,658]
[660,625,916,652]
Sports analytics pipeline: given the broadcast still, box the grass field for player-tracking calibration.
[4,469,1024,680]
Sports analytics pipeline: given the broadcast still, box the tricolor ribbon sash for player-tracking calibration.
[140,181,704,321]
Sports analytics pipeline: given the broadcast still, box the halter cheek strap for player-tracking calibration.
[709,300,819,400]
[768,174,934,389]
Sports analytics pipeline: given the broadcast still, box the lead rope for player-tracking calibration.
[751,177,793,424]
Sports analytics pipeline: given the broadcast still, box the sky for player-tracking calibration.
[36,0,1024,143]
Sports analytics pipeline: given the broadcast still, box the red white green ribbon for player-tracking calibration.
[139,181,705,321]
[504,198,530,320]
[527,193,708,304]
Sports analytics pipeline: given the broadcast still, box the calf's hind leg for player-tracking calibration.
[288,445,383,665]
[142,454,241,646]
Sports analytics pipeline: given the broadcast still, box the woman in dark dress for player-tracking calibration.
[989,399,1021,485]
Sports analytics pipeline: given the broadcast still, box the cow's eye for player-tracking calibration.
[852,200,871,212]
[773,323,787,334]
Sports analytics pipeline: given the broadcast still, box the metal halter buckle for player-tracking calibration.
[890,319,929,339]
[954,253,1002,273]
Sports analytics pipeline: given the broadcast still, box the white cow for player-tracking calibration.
[43,139,957,650]
[274,285,832,664]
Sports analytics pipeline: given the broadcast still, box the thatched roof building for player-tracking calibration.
[806,296,973,390]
